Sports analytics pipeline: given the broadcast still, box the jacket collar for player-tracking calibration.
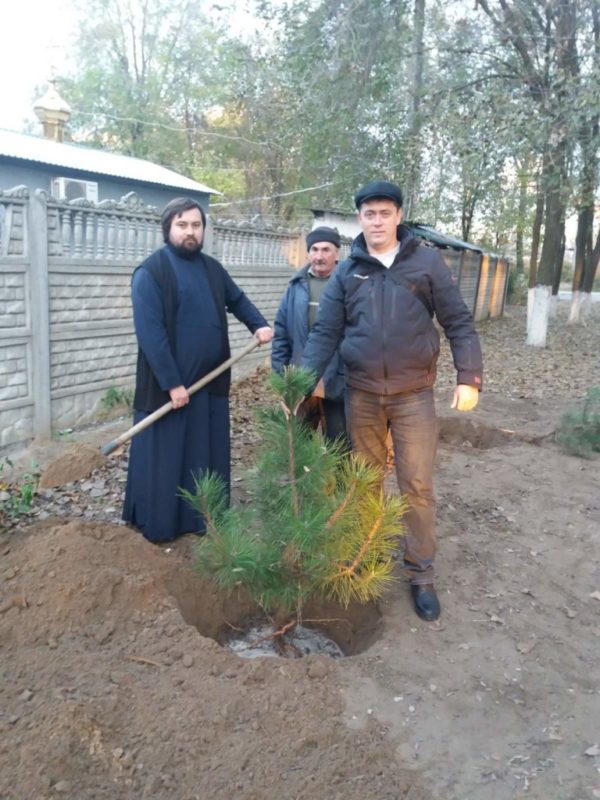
[290,264,311,284]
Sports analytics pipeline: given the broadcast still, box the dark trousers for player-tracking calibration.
[297,396,349,446]
[347,386,438,584]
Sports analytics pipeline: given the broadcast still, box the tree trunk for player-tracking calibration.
[404,0,425,220]
[572,206,593,292]
[526,173,545,335]
[569,0,598,327]
[578,1,600,315]
[569,205,594,324]
[573,227,600,323]
[461,193,476,242]
[527,134,567,346]
[549,226,565,317]
[528,174,544,289]
[584,229,600,292]
[528,285,553,346]
[515,162,528,274]
[528,0,577,345]
[553,228,565,295]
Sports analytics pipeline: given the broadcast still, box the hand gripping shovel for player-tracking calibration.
[100,338,260,456]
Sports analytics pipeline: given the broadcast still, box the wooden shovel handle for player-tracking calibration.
[100,338,261,456]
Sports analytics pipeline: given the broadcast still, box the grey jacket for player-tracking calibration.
[271,265,345,400]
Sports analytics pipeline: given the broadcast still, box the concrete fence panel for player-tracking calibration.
[489,258,509,318]
[0,187,34,449]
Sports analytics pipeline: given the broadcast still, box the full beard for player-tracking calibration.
[170,240,202,259]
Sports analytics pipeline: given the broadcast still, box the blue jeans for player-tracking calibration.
[347,386,438,584]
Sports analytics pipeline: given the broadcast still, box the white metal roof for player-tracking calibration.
[0,128,219,195]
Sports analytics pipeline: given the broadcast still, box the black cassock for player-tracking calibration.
[123,245,267,542]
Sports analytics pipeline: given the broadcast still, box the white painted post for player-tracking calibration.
[526,285,552,347]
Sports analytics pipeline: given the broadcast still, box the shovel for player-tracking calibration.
[100,338,261,456]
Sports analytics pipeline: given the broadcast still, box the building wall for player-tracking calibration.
[312,209,360,239]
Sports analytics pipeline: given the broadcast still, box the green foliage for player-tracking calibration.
[184,367,406,617]
[0,458,40,529]
[60,0,242,177]
[58,0,600,250]
[506,269,528,306]
[102,386,134,412]
[556,387,600,459]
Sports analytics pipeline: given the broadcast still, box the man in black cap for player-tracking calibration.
[272,226,347,443]
[301,181,483,621]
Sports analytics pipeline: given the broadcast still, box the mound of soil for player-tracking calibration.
[0,520,415,800]
[39,446,107,489]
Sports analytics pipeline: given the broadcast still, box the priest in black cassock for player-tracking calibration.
[123,197,273,542]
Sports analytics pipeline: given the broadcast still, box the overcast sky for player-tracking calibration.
[0,0,76,132]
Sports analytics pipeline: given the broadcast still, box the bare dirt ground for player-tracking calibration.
[1,304,599,800]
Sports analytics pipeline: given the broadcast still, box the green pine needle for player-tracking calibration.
[268,366,316,416]
[556,385,600,458]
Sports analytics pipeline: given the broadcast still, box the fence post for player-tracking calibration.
[500,259,510,316]
[204,215,215,255]
[28,190,52,440]
[472,253,484,319]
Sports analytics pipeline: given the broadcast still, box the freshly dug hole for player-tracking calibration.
[2,516,383,659]
[438,417,520,449]
[226,621,345,659]
[166,569,383,658]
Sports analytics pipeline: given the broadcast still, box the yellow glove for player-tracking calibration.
[451,384,479,412]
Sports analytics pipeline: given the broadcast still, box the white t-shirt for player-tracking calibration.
[370,244,400,268]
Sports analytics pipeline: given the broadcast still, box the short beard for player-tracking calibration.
[170,240,202,259]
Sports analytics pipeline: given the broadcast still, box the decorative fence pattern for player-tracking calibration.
[211,220,305,270]
[0,186,508,452]
[47,194,163,260]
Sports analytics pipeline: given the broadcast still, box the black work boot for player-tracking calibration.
[410,583,441,621]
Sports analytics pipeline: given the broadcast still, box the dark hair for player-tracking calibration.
[161,197,207,242]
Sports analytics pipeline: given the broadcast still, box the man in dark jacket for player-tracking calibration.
[272,226,347,443]
[301,180,483,621]
[123,197,272,543]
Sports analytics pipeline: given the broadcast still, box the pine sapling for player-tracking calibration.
[556,386,600,458]
[183,367,407,625]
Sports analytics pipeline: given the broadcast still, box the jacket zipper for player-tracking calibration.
[381,272,388,391]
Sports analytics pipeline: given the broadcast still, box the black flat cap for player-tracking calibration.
[354,180,403,209]
[306,226,341,249]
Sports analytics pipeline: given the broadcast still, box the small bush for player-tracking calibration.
[102,386,134,411]
[0,458,40,530]
[555,386,600,459]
